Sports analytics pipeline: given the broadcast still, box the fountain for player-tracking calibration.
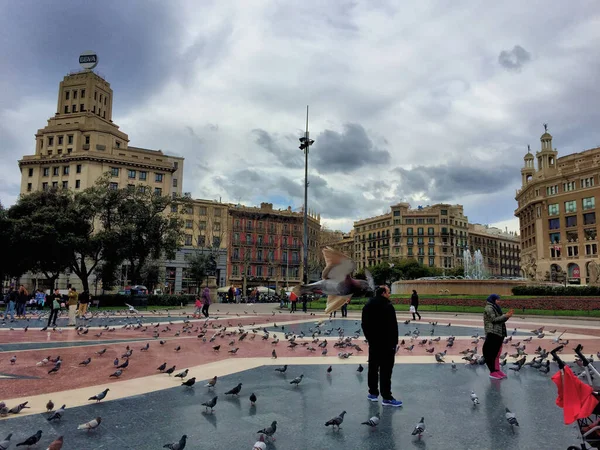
[392,247,529,296]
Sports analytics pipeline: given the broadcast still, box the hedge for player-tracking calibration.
[91,294,195,308]
[512,285,600,296]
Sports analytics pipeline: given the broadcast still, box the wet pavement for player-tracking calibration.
[0,363,575,450]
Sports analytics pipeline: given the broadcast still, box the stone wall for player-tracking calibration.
[392,279,529,296]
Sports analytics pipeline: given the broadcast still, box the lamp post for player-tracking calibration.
[299,106,314,285]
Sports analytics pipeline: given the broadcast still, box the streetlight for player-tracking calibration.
[299,105,314,285]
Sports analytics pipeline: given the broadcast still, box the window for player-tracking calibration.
[567,246,579,257]
[52,167,59,176]
[63,166,69,175]
[185,220,193,229]
[198,221,207,230]
[548,203,559,216]
[565,215,577,228]
[75,180,81,189]
[57,149,62,155]
[417,237,424,244]
[58,136,63,145]
[548,218,560,230]
[417,227,424,235]
[72,104,77,113]
[584,213,596,225]
[586,244,598,255]
[110,167,119,177]
[198,207,207,215]
[549,232,560,244]
[62,181,68,189]
[583,197,595,210]
[99,94,102,102]
[547,185,558,195]
[440,209,448,215]
[155,173,163,182]
[27,168,33,177]
[563,181,576,192]
[94,91,97,100]
[42,182,48,191]
[73,90,77,99]
[27,183,32,192]
[565,201,576,213]
[407,237,413,245]
[405,218,414,224]
[85,135,90,145]
[81,89,85,98]
[213,237,221,247]
[154,187,162,196]
[116,141,121,149]
[65,91,70,100]
[214,222,221,232]
[75,164,81,174]
[582,177,595,188]
[139,186,147,194]
[170,205,178,213]
[184,234,193,246]
[393,210,400,216]
[173,178,178,187]
[214,208,222,217]
[428,247,435,255]
[42,168,49,177]
[407,228,413,235]
[52,181,58,188]
[127,170,136,179]
[429,237,435,244]
[109,183,118,190]
[48,137,54,146]
[429,257,435,267]
[139,171,147,181]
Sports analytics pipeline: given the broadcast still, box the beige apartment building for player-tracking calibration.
[353,203,469,271]
[325,230,355,260]
[467,224,521,277]
[515,128,600,284]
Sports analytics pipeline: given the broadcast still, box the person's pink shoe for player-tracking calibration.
[497,370,508,379]
[489,371,504,380]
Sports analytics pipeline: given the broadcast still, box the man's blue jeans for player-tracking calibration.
[4,300,15,320]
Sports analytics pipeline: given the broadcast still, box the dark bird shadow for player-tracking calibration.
[248,404,257,417]
[327,375,332,386]
[225,396,241,409]
[412,437,427,449]
[355,373,364,382]
[182,388,196,397]
[202,411,218,428]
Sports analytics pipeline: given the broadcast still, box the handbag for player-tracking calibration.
[53,299,60,309]
[409,305,416,313]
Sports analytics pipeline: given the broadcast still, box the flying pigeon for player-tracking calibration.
[16,430,42,447]
[257,421,277,441]
[88,388,109,403]
[505,408,519,427]
[77,417,102,431]
[46,435,63,450]
[225,383,242,396]
[47,404,66,421]
[361,413,380,428]
[411,417,425,438]
[125,303,139,314]
[292,247,375,314]
[163,434,187,450]
[201,396,218,412]
[182,377,196,387]
[325,411,346,431]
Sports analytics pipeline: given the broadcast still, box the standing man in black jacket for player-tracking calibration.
[361,285,402,407]
[410,290,421,320]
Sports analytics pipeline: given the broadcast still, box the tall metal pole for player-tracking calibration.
[303,106,309,285]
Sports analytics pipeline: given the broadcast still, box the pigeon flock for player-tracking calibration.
[0,303,587,448]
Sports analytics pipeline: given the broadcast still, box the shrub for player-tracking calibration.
[512,285,600,296]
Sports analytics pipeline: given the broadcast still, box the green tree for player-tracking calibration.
[186,252,211,293]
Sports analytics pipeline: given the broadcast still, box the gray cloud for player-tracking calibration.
[252,129,303,169]
[312,124,391,174]
[498,45,532,71]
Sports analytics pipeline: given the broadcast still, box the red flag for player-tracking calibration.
[552,365,599,424]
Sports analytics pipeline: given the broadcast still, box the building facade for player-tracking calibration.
[353,203,469,271]
[515,128,600,284]
[467,224,521,277]
[226,203,321,291]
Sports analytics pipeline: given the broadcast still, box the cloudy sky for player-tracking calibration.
[2,1,600,233]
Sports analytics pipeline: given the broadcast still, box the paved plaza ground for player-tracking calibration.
[0,304,597,449]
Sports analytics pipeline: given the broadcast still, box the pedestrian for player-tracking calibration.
[3,288,16,321]
[483,294,513,380]
[35,289,46,311]
[290,291,298,312]
[194,296,202,317]
[410,290,421,320]
[16,285,28,319]
[279,288,286,308]
[361,285,402,407]
[67,287,78,326]
[341,298,349,317]
[201,286,211,318]
[227,285,234,304]
[77,290,90,318]
[302,294,308,313]
[47,288,61,327]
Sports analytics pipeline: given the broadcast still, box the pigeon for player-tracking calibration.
[116,359,129,369]
[257,421,277,440]
[165,366,176,376]
[46,400,54,412]
[16,430,42,447]
[325,411,346,430]
[213,345,220,352]
[125,303,139,314]
[292,247,375,314]
[114,358,119,366]
[8,402,30,414]
[250,393,257,405]
[163,434,187,450]
[36,356,50,366]
[451,361,457,370]
[182,377,196,387]
[79,357,92,366]
[435,353,445,363]
[96,348,107,355]
[48,365,60,374]
[252,435,267,450]
[205,376,218,388]
[505,408,519,427]
[141,343,150,351]
[470,391,480,405]
[411,417,426,437]
[157,362,167,371]
[357,364,364,373]
[175,369,189,379]
[47,404,66,421]
[225,383,243,396]
[271,349,277,359]
[78,417,102,431]
[174,346,181,352]
[46,436,64,450]
[9,355,16,365]
[88,388,109,403]
[275,365,288,373]
[0,434,11,450]
[109,369,123,378]
[290,374,304,387]
[327,366,332,374]
[202,396,218,412]
[361,413,380,428]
